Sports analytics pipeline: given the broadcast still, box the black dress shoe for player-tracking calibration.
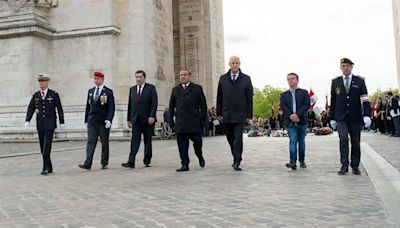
[199,157,205,168]
[352,167,361,175]
[300,161,307,168]
[176,166,189,172]
[233,163,242,171]
[121,162,135,169]
[40,170,48,175]
[337,166,348,175]
[144,163,151,167]
[101,165,108,169]
[285,161,297,170]
[48,170,53,174]
[78,164,91,170]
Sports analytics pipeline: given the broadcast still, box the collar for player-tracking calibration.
[230,72,239,77]
[289,87,297,93]
[40,88,48,94]
[342,74,353,80]
[182,82,191,88]
[95,85,104,91]
[137,83,145,91]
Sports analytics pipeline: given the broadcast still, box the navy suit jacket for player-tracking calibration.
[127,83,158,125]
[85,86,115,127]
[279,88,310,127]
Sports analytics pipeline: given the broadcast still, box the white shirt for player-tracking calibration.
[94,85,104,100]
[342,74,353,86]
[182,82,190,89]
[40,88,48,99]
[137,83,145,94]
[231,72,239,81]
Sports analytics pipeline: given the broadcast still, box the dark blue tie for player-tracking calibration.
[95,87,100,101]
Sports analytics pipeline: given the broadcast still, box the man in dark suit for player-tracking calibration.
[329,58,371,175]
[169,69,207,172]
[386,91,400,136]
[122,70,158,169]
[279,73,310,170]
[25,73,65,175]
[79,71,115,170]
[216,56,253,171]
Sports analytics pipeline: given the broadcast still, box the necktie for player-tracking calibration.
[137,85,142,100]
[95,87,100,101]
[41,91,45,99]
[231,75,237,82]
[344,76,350,93]
[183,84,187,90]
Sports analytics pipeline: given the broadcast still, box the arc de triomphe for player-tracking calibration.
[0,0,224,139]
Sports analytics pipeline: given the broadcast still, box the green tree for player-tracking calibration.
[253,85,285,118]
[369,88,399,103]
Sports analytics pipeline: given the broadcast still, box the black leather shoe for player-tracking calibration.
[78,164,91,170]
[144,163,151,167]
[300,161,307,168]
[199,157,205,168]
[285,161,297,170]
[101,165,108,169]
[337,166,348,175]
[352,167,361,175]
[48,170,53,174]
[233,163,242,171]
[176,166,189,172]
[40,170,48,175]
[121,162,135,169]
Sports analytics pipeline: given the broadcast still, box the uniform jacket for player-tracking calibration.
[329,75,371,123]
[85,86,115,127]
[26,89,64,131]
[127,83,158,125]
[169,82,207,134]
[216,69,253,123]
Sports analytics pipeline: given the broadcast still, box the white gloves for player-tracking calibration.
[363,116,372,128]
[60,124,66,130]
[105,120,112,129]
[330,120,337,130]
[24,121,30,128]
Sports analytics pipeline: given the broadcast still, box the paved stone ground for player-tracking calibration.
[0,134,396,227]
[361,132,400,172]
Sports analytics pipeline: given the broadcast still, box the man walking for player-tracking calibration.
[122,70,158,168]
[280,73,310,170]
[330,58,371,175]
[79,71,115,170]
[216,56,253,171]
[25,73,65,175]
[169,69,207,172]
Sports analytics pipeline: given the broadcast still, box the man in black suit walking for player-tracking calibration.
[216,56,253,171]
[79,71,115,170]
[329,58,371,175]
[25,73,65,175]
[169,69,207,172]
[122,70,158,169]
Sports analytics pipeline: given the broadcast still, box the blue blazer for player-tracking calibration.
[279,88,310,127]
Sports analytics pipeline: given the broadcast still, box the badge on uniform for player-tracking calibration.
[335,87,341,95]
[35,109,39,114]
[100,93,108,105]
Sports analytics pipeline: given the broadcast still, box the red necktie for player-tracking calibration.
[137,85,142,100]
[41,91,45,99]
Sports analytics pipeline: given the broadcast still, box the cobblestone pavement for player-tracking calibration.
[361,132,400,172]
[0,134,395,227]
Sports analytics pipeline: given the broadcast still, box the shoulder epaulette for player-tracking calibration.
[353,75,365,80]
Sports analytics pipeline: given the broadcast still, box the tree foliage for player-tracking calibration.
[369,88,399,103]
[253,85,285,118]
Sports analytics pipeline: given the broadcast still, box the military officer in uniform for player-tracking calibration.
[25,73,65,175]
[329,58,371,175]
[79,71,115,170]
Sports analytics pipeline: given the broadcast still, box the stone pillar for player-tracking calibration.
[393,0,400,89]
[173,0,225,106]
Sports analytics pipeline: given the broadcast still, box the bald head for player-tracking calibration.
[229,56,241,74]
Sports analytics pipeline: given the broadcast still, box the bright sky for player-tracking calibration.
[223,0,398,108]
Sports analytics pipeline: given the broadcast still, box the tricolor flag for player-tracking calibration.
[309,88,318,110]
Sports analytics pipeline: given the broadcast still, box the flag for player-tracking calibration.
[309,88,318,110]
[325,94,329,111]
